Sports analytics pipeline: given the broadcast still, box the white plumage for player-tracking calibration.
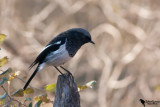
[45,42,72,66]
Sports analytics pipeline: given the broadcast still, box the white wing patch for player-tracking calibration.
[54,41,61,45]
[42,44,52,52]
[42,40,61,52]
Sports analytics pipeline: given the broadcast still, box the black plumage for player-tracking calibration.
[23,28,94,90]
[29,37,66,69]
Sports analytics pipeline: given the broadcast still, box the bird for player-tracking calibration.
[23,28,95,90]
[139,99,145,107]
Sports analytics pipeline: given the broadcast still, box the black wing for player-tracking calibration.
[47,32,67,45]
[29,36,66,69]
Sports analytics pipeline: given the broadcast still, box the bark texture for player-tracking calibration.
[53,74,80,107]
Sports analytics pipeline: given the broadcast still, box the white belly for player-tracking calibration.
[45,43,72,66]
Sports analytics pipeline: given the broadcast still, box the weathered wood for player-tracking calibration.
[53,74,80,107]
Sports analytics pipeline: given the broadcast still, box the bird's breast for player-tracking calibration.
[44,43,72,66]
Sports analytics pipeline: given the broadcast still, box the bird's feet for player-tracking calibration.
[60,66,72,76]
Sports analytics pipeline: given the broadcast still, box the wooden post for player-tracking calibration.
[53,74,80,107]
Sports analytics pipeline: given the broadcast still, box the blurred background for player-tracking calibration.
[0,0,160,107]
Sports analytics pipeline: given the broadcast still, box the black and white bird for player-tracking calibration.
[23,28,95,90]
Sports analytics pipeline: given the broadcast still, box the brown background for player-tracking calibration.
[0,0,160,107]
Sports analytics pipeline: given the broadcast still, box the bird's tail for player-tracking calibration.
[29,60,37,70]
[23,65,40,90]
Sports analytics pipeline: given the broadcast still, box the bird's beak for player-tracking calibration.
[90,40,95,44]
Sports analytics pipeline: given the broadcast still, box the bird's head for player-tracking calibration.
[66,28,95,45]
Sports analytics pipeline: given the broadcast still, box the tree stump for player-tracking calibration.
[53,74,80,107]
